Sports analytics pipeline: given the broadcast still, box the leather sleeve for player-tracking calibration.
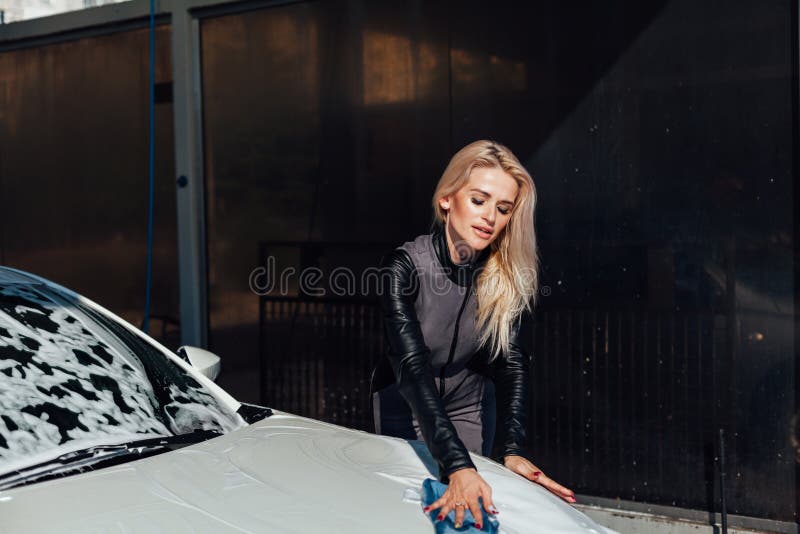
[379,249,476,480]
[491,308,533,460]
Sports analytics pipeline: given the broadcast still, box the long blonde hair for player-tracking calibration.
[432,140,539,360]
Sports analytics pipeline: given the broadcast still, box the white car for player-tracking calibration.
[0,267,617,534]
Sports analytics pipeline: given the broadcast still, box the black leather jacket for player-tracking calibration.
[373,228,532,480]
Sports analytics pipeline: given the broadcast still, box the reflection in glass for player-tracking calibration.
[201,4,321,403]
[0,25,178,348]
[361,31,525,106]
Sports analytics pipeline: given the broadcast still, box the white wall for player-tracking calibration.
[0,0,126,23]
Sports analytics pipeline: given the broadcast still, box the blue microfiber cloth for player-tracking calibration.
[420,478,500,533]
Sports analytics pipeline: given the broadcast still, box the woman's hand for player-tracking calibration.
[503,455,576,503]
[424,468,498,529]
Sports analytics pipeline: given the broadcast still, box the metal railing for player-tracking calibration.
[259,296,382,430]
[257,293,726,499]
[527,308,724,511]
[255,239,792,520]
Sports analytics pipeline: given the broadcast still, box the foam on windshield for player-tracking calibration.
[0,284,237,474]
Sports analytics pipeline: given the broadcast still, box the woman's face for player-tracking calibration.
[439,166,519,261]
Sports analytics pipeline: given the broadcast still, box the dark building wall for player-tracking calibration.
[0,0,794,522]
[0,25,179,345]
[201,0,795,520]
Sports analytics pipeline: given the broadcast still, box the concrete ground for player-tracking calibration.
[576,496,797,534]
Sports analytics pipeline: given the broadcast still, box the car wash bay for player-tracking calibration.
[0,0,796,530]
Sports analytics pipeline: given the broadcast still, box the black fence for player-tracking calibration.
[527,309,723,508]
[257,240,391,430]
[258,294,732,500]
[255,240,793,521]
[259,296,382,431]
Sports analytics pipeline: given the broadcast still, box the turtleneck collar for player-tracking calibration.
[431,223,490,287]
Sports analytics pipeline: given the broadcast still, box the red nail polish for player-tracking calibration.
[423,506,430,512]
[437,514,444,521]
[476,523,482,529]
[533,471,542,477]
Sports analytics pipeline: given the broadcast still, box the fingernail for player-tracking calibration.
[569,496,577,503]
[454,522,462,528]
[436,514,444,521]
[533,471,542,477]
[476,523,482,529]
[423,506,430,512]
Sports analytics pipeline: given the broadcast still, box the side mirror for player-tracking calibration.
[177,346,221,382]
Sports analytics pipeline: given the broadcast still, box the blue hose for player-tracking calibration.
[143,0,155,334]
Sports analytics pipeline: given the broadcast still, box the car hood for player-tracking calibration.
[0,412,616,534]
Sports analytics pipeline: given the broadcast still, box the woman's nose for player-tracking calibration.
[484,206,496,225]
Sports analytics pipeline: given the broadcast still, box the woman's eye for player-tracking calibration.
[498,207,510,215]
[471,198,485,206]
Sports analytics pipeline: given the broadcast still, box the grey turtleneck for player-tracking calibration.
[373,230,496,456]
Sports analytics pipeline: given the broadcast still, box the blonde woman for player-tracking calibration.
[372,140,574,528]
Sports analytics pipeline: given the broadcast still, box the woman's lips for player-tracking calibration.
[473,225,493,239]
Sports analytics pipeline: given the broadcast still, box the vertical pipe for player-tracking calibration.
[682,314,689,501]
[603,311,610,488]
[642,312,649,492]
[358,303,365,429]
[529,310,538,454]
[719,427,728,534]
[590,309,598,480]
[566,312,574,482]
[577,310,584,477]
[309,301,315,418]
[616,312,622,495]
[258,294,265,405]
[172,5,208,348]
[629,310,636,493]
[655,315,663,492]
[543,312,550,454]
[554,310,561,474]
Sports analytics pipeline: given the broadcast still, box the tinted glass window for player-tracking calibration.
[0,25,179,349]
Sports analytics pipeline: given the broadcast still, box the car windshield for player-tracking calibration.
[0,281,242,475]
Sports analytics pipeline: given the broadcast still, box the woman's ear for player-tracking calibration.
[438,196,451,211]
